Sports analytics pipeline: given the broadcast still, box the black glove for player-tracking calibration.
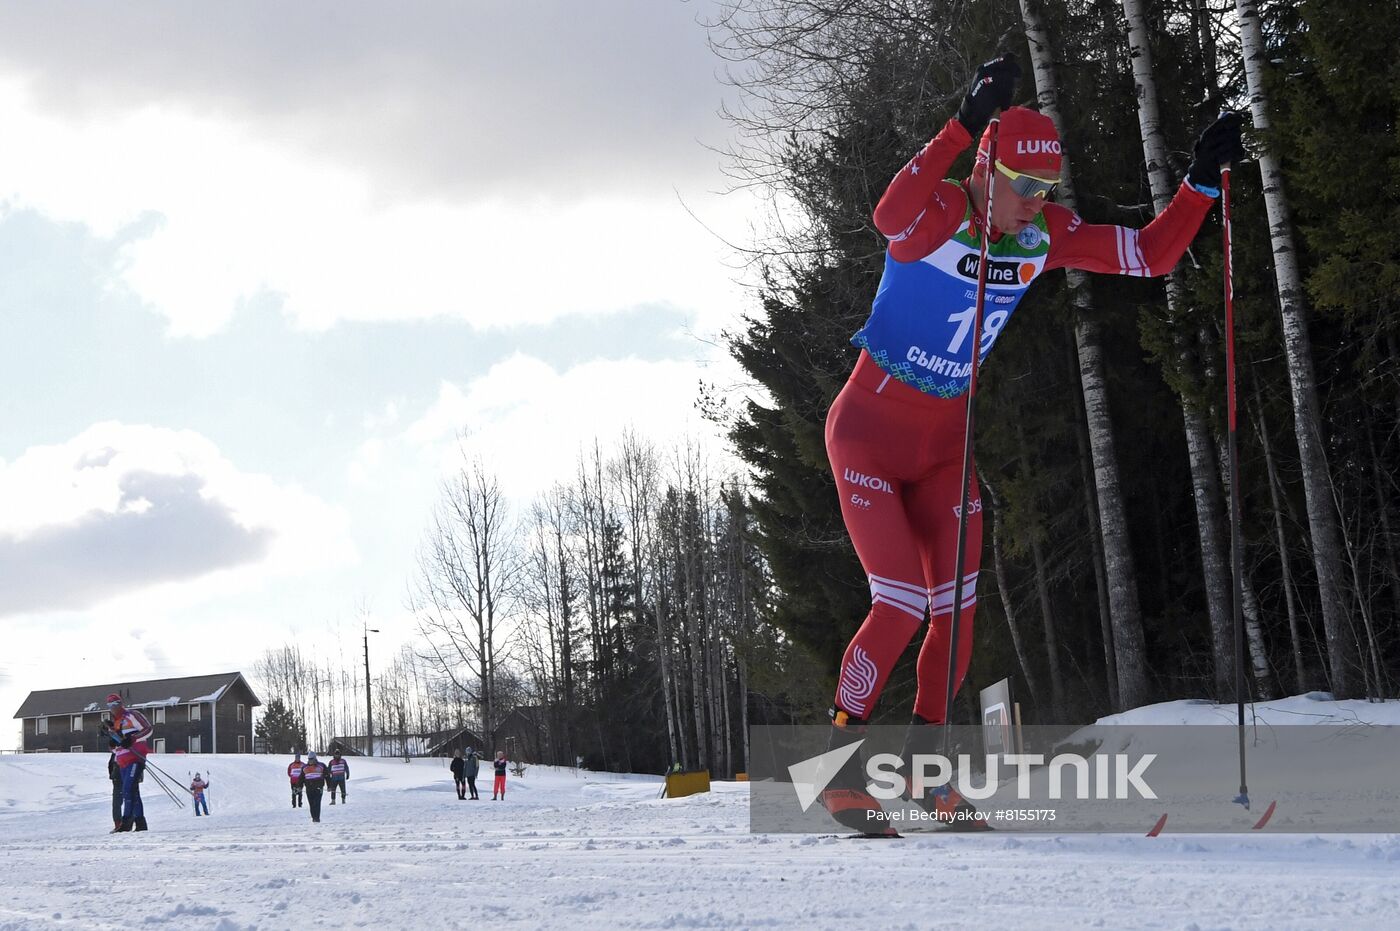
[1186,110,1246,191]
[957,54,1021,137]
[120,734,133,749]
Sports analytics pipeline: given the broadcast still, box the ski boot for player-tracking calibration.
[111,817,133,833]
[900,714,992,832]
[818,708,899,837]
[134,817,148,832]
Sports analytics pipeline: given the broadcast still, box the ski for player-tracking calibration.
[816,831,903,840]
[902,818,995,834]
[1144,800,1275,837]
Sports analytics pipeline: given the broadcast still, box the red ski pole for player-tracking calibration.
[942,113,1000,756]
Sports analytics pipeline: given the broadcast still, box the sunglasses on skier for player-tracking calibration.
[994,160,1059,200]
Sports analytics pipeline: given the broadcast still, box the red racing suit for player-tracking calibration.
[827,117,1215,723]
[110,708,153,768]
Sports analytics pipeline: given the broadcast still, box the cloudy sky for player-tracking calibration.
[0,0,764,748]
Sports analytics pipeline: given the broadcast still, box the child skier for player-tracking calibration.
[190,773,210,816]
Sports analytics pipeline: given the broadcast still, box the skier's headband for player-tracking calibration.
[995,160,1059,200]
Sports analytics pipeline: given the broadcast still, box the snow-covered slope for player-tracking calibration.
[1,699,1398,930]
[1095,691,1400,727]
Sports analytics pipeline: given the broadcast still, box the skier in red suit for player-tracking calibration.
[103,693,153,832]
[820,53,1243,833]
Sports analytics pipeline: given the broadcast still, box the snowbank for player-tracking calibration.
[0,698,1397,929]
[1095,691,1400,727]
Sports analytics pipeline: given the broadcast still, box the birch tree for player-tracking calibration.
[1019,0,1149,712]
[1119,0,1236,699]
[1233,0,1360,697]
[413,451,519,740]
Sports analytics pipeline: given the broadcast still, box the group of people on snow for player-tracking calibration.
[286,750,350,822]
[99,696,516,831]
[448,747,510,800]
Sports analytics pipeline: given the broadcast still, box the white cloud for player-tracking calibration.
[401,353,738,501]
[0,1,733,202]
[0,78,755,339]
[0,422,354,615]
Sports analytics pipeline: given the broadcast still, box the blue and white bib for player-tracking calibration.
[853,187,1051,398]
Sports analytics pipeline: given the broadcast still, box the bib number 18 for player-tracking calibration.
[945,306,1010,356]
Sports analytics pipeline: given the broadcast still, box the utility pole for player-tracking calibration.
[364,625,379,757]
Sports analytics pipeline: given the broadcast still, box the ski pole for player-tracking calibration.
[138,753,189,790]
[942,112,1001,757]
[1222,160,1250,809]
[107,733,190,807]
[141,762,183,807]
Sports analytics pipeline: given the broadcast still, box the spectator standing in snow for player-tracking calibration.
[299,752,328,823]
[106,747,123,832]
[465,747,481,800]
[492,750,508,800]
[287,752,305,808]
[327,753,349,805]
[190,773,211,816]
[450,749,467,800]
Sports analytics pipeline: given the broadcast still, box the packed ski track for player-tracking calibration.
[4,696,1400,930]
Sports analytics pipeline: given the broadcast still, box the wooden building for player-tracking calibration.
[12,672,261,755]
[328,725,484,758]
[491,706,548,762]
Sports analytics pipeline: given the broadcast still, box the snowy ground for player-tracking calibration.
[3,696,1400,931]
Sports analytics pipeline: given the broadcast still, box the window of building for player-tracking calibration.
[70,745,84,752]
[152,738,166,754]
[189,704,202,722]
[189,735,202,753]
[71,714,83,730]
[153,707,166,725]
[36,717,47,735]
[238,735,247,753]
[237,703,245,722]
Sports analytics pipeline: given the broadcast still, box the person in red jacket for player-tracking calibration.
[327,753,349,804]
[189,773,210,817]
[287,752,305,809]
[298,752,329,823]
[102,693,153,833]
[820,54,1243,833]
[492,751,508,801]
